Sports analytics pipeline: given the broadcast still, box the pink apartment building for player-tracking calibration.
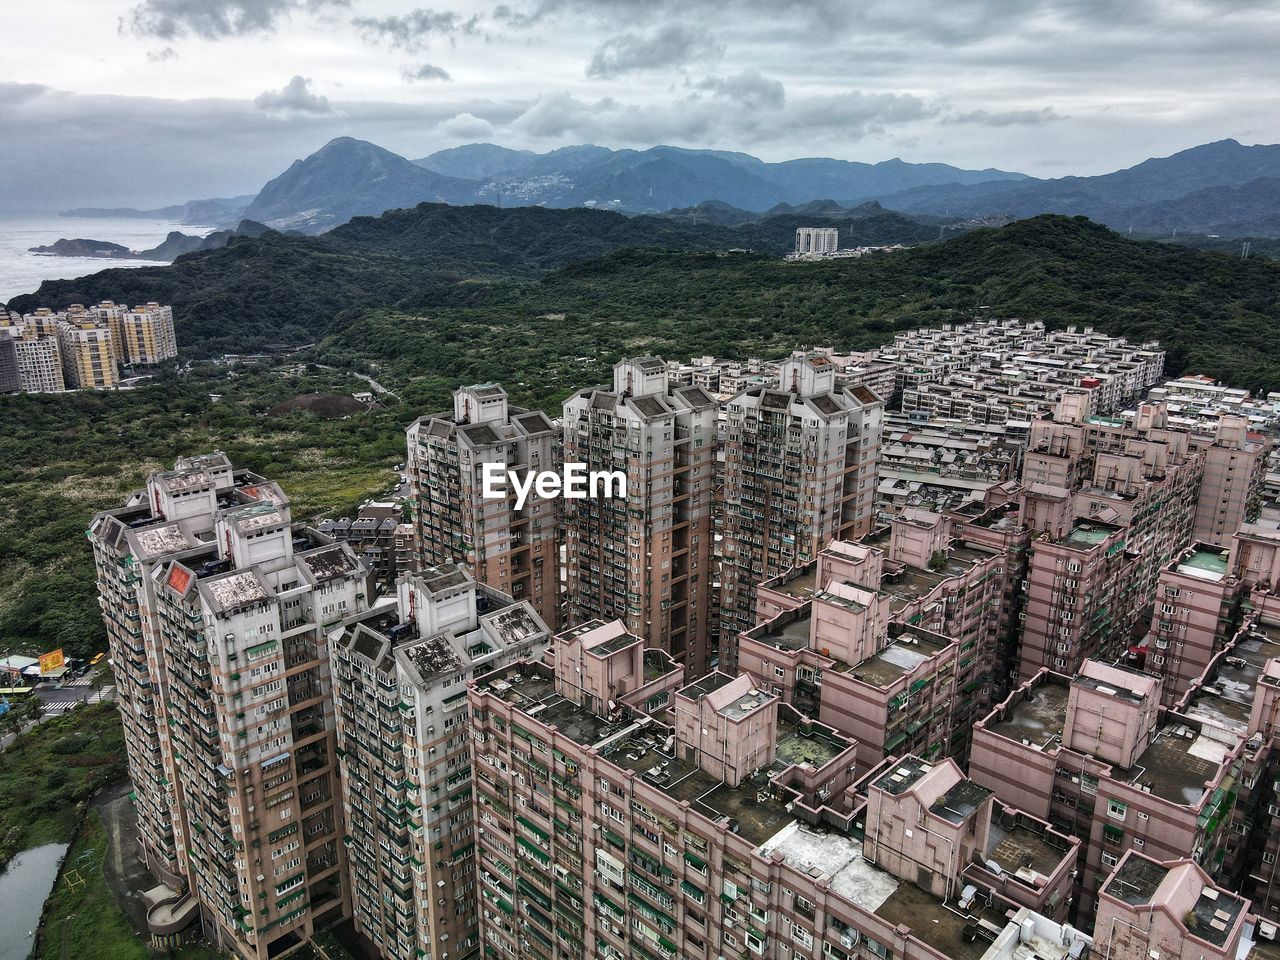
[466,618,1084,960]
[970,653,1269,923]
[1126,541,1245,706]
[718,355,884,670]
[562,358,719,676]
[743,505,1022,765]
[1093,850,1252,960]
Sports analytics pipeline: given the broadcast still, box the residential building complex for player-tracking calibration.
[1,299,177,393]
[407,384,562,630]
[882,319,1165,422]
[90,453,364,959]
[740,505,1017,767]
[466,622,1090,960]
[718,355,884,668]
[82,316,1280,960]
[329,564,553,960]
[877,409,1026,518]
[562,358,718,675]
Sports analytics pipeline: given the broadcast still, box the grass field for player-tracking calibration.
[37,811,228,960]
[0,701,126,867]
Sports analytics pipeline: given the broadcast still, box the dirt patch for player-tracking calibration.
[268,393,368,419]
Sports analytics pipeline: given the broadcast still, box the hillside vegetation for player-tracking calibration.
[324,214,1280,396]
[10,209,1280,390]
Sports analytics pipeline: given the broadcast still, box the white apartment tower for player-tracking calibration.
[794,226,839,255]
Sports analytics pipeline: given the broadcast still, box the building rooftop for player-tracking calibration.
[760,563,818,600]
[1104,856,1246,948]
[985,679,1070,750]
[1176,545,1231,581]
[201,569,271,614]
[131,523,195,559]
[846,632,951,687]
[1061,520,1122,549]
[875,880,1000,960]
[402,634,463,681]
[484,604,544,646]
[1116,726,1228,805]
[873,756,934,796]
[748,607,815,652]
[1182,626,1280,736]
[932,779,993,825]
[983,815,1072,880]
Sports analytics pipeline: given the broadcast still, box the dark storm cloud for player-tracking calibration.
[352,8,480,50]
[402,63,453,82]
[586,24,723,79]
[254,75,332,113]
[122,0,349,41]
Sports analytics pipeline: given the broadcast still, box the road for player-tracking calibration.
[352,371,400,401]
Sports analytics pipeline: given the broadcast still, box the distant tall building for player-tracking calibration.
[57,313,119,389]
[120,302,179,365]
[406,383,561,629]
[14,330,65,392]
[329,564,553,960]
[317,503,409,599]
[718,355,884,668]
[794,226,839,255]
[561,358,718,675]
[89,453,365,958]
[0,330,20,394]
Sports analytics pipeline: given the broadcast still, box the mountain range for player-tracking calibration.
[58,136,1280,240]
[877,139,1280,233]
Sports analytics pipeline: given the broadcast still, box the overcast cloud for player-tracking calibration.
[1,0,1278,210]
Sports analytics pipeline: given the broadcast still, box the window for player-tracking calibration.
[1101,851,1119,868]
[1107,799,1127,821]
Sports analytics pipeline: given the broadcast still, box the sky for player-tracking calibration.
[1,0,1278,211]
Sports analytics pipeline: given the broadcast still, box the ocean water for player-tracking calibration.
[0,215,216,302]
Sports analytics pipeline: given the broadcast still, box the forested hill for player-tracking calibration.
[323,214,1280,396]
[8,208,1280,391]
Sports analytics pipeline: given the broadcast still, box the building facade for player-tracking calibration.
[719,355,884,668]
[330,565,553,960]
[466,624,1085,960]
[562,358,718,675]
[90,453,364,959]
[407,383,562,630]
